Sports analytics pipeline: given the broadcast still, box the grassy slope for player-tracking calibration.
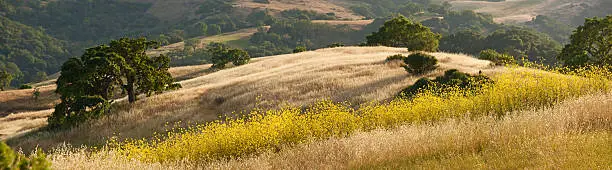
[204,93,612,169]
[6,46,495,151]
[443,0,602,23]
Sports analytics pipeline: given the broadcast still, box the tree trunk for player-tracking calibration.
[127,76,136,103]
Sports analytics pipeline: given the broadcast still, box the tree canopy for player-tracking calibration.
[366,15,441,51]
[559,16,611,68]
[49,38,181,127]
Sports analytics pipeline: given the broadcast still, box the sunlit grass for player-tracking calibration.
[116,67,611,163]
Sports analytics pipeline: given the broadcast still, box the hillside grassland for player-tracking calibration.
[44,67,612,169]
[6,47,494,151]
[3,47,611,169]
[445,0,602,23]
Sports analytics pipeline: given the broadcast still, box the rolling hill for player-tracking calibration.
[5,46,496,151]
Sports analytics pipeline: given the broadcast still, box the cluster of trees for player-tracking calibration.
[440,26,562,65]
[348,0,435,19]
[366,15,441,51]
[246,21,362,57]
[208,43,251,69]
[0,16,71,86]
[49,38,180,127]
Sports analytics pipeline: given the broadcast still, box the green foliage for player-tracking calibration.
[228,49,251,66]
[439,29,484,54]
[49,38,181,128]
[348,0,432,18]
[366,15,441,52]
[280,9,337,20]
[19,84,32,89]
[479,49,515,65]
[385,54,406,62]
[208,42,251,69]
[293,46,307,53]
[0,16,70,86]
[559,16,611,68]
[485,27,561,65]
[0,142,51,170]
[248,20,359,57]
[524,15,573,43]
[3,0,159,42]
[0,70,12,91]
[207,24,222,36]
[403,52,438,74]
[399,69,493,98]
[439,26,561,65]
[187,22,208,37]
[327,43,345,48]
[197,0,234,16]
[32,88,41,100]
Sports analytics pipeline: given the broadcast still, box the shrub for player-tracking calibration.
[0,142,50,169]
[479,49,515,65]
[19,84,32,89]
[327,42,345,48]
[293,46,307,53]
[403,52,438,74]
[209,43,251,68]
[385,54,406,62]
[229,49,251,66]
[399,69,493,98]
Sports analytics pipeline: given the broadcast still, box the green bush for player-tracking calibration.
[19,84,32,89]
[399,69,493,98]
[479,49,515,65]
[0,142,51,169]
[403,52,438,74]
[386,54,406,62]
[327,42,345,48]
[293,46,307,53]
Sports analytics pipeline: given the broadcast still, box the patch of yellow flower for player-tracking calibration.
[117,66,611,163]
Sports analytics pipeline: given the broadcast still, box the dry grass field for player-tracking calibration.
[45,91,612,169]
[236,0,362,20]
[206,93,612,169]
[445,0,602,23]
[5,46,495,151]
[147,27,267,56]
[311,19,375,29]
[3,46,610,169]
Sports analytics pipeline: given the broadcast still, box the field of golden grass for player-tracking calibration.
[46,92,612,170]
[3,46,611,169]
[6,47,494,151]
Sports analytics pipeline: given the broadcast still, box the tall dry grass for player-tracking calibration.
[211,93,612,169]
[7,47,493,152]
[107,66,609,164]
[47,92,612,170]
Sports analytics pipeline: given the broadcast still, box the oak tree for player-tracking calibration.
[366,15,441,52]
[559,16,612,67]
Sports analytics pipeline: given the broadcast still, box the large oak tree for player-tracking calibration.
[49,38,180,127]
